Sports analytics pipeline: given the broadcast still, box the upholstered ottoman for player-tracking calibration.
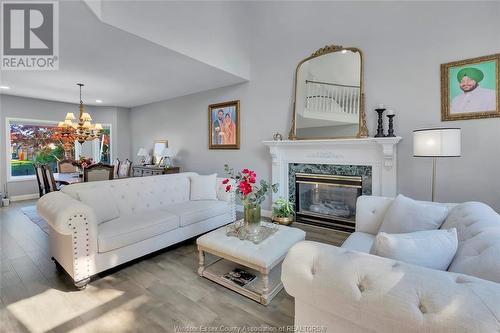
[197,222,305,305]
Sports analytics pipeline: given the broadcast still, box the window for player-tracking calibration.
[7,118,112,179]
[9,120,64,178]
[74,125,112,163]
[99,127,111,164]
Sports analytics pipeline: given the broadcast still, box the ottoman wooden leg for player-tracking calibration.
[198,250,205,277]
[261,271,270,305]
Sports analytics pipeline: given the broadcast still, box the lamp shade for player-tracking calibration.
[65,112,76,121]
[160,147,173,157]
[137,148,148,157]
[413,128,461,157]
[81,112,92,121]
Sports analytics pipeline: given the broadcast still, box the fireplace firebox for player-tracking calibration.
[295,173,362,233]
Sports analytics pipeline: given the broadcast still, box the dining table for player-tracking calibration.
[54,172,83,185]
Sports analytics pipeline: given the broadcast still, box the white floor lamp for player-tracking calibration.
[413,128,461,202]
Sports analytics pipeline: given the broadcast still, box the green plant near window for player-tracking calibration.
[272,197,295,218]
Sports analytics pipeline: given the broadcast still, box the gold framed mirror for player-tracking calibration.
[289,45,368,140]
[153,140,168,165]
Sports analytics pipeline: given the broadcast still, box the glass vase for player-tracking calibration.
[244,204,261,235]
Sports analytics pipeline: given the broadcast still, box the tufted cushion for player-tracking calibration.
[198,224,305,268]
[355,196,394,234]
[341,232,375,253]
[98,210,179,252]
[371,229,458,270]
[441,202,500,283]
[162,200,229,227]
[77,187,120,224]
[62,173,195,215]
[282,241,500,333]
[379,194,449,234]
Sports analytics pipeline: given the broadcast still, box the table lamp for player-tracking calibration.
[159,147,173,167]
[413,128,461,202]
[137,148,149,165]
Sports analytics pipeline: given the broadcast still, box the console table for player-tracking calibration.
[132,166,180,177]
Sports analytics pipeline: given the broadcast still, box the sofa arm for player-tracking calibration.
[37,191,97,236]
[37,191,98,284]
[282,241,500,333]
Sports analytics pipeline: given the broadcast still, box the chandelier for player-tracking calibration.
[57,83,102,145]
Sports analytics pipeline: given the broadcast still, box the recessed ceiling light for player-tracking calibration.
[341,50,347,54]
[0,85,10,90]
[95,99,103,103]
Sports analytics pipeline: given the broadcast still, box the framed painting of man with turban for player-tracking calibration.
[441,53,500,121]
[208,100,240,149]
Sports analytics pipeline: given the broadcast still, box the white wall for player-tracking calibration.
[0,94,132,198]
[95,0,251,79]
[130,1,500,211]
[116,106,132,161]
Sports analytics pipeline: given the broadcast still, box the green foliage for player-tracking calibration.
[35,144,64,164]
[249,180,279,205]
[272,197,295,218]
[10,160,33,165]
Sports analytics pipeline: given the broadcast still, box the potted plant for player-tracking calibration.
[223,164,278,234]
[272,197,295,225]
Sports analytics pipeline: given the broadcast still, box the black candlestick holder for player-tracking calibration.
[374,108,386,137]
[386,114,396,137]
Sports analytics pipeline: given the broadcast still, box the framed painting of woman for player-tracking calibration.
[208,100,240,149]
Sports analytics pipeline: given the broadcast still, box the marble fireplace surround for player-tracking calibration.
[262,137,402,203]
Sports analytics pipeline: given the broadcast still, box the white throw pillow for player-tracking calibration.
[189,174,217,201]
[371,229,458,270]
[78,187,120,224]
[379,194,448,234]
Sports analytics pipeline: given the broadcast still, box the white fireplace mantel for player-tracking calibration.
[263,137,402,202]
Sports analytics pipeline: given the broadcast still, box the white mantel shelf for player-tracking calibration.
[262,137,402,147]
[262,137,402,201]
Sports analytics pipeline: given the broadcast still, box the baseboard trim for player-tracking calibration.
[236,205,272,218]
[10,193,38,202]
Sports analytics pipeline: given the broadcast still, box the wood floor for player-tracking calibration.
[0,200,345,333]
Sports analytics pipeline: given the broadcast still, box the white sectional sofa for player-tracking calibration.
[282,195,500,333]
[37,172,235,289]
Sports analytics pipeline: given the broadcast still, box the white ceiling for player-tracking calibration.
[0,1,248,107]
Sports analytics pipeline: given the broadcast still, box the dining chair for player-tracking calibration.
[57,159,77,173]
[84,163,114,182]
[118,159,132,178]
[113,158,120,179]
[42,164,62,193]
[33,162,47,197]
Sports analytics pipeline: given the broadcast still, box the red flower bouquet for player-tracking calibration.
[222,164,278,207]
[72,156,93,170]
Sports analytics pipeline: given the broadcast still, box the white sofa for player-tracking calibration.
[282,196,500,333]
[37,172,235,289]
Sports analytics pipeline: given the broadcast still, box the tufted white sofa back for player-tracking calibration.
[356,196,500,283]
[62,172,196,216]
[355,196,456,235]
[441,202,500,283]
